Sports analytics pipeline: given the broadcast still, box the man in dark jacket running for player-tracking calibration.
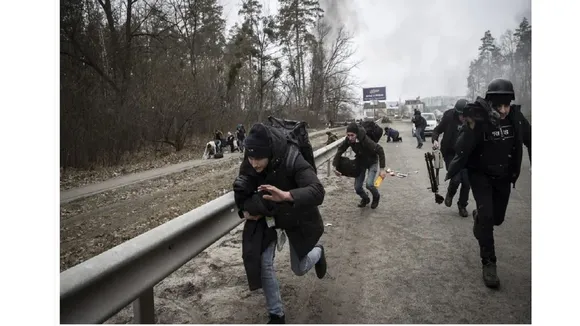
[431,99,471,217]
[412,110,427,148]
[233,123,327,324]
[332,122,387,209]
[446,79,531,289]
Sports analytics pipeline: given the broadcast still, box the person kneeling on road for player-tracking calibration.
[446,78,531,289]
[233,123,327,324]
[431,99,471,217]
[384,127,402,142]
[332,122,387,209]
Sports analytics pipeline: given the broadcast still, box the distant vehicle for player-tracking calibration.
[412,112,438,138]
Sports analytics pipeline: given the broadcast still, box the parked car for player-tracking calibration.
[412,112,438,138]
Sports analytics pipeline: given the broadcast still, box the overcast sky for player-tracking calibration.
[219,0,531,101]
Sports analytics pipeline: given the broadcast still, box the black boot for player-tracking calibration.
[371,194,381,209]
[482,260,500,289]
[315,245,327,279]
[458,205,468,217]
[357,197,371,208]
[268,314,286,324]
[444,191,454,207]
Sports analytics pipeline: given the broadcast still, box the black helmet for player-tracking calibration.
[485,78,515,101]
[454,99,468,115]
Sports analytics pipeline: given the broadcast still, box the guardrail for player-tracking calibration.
[60,119,379,324]
[60,137,346,324]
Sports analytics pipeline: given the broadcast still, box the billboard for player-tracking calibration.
[363,87,386,101]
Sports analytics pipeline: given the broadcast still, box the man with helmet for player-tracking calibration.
[446,79,531,289]
[431,99,471,217]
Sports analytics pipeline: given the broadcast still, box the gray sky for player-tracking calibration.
[219,0,531,101]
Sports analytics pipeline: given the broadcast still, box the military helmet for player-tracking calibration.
[454,99,468,115]
[485,78,515,101]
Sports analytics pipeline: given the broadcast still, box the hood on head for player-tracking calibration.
[349,123,366,140]
[244,123,290,167]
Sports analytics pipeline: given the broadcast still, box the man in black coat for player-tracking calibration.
[446,79,531,289]
[233,123,327,324]
[332,122,387,209]
[431,99,471,217]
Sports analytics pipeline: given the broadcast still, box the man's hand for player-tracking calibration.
[465,117,476,129]
[258,184,293,202]
[379,170,387,179]
[432,140,440,149]
[243,211,262,220]
[334,169,342,177]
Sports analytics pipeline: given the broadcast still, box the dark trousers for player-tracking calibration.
[415,127,424,145]
[444,155,471,208]
[468,171,511,263]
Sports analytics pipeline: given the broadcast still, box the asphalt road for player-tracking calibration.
[107,120,531,324]
[60,126,346,204]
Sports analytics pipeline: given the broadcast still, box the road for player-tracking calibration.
[60,126,346,204]
[105,120,531,324]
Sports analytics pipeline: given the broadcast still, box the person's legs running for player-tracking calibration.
[457,168,471,215]
[469,172,500,288]
[415,127,423,147]
[261,241,285,317]
[491,178,511,227]
[354,169,370,207]
[289,243,322,276]
[365,163,381,208]
[444,155,460,207]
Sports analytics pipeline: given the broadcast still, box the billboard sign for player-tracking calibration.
[363,87,386,101]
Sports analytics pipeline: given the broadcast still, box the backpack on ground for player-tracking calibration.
[214,152,224,159]
[360,120,383,143]
[266,116,317,174]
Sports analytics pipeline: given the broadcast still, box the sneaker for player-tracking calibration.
[268,314,285,324]
[357,197,371,208]
[482,261,500,289]
[458,205,468,217]
[371,194,381,209]
[314,245,327,279]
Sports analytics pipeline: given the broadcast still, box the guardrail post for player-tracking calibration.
[327,159,331,177]
[133,287,155,324]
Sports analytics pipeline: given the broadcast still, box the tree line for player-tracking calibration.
[466,17,531,116]
[61,0,360,169]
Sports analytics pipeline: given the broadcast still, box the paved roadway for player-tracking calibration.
[60,126,346,204]
[107,120,531,324]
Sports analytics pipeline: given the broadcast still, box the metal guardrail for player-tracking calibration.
[60,137,346,324]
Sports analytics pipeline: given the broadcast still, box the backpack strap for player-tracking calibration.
[285,145,300,173]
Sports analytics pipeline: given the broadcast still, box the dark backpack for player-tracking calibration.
[266,116,317,174]
[336,157,363,178]
[361,120,383,143]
